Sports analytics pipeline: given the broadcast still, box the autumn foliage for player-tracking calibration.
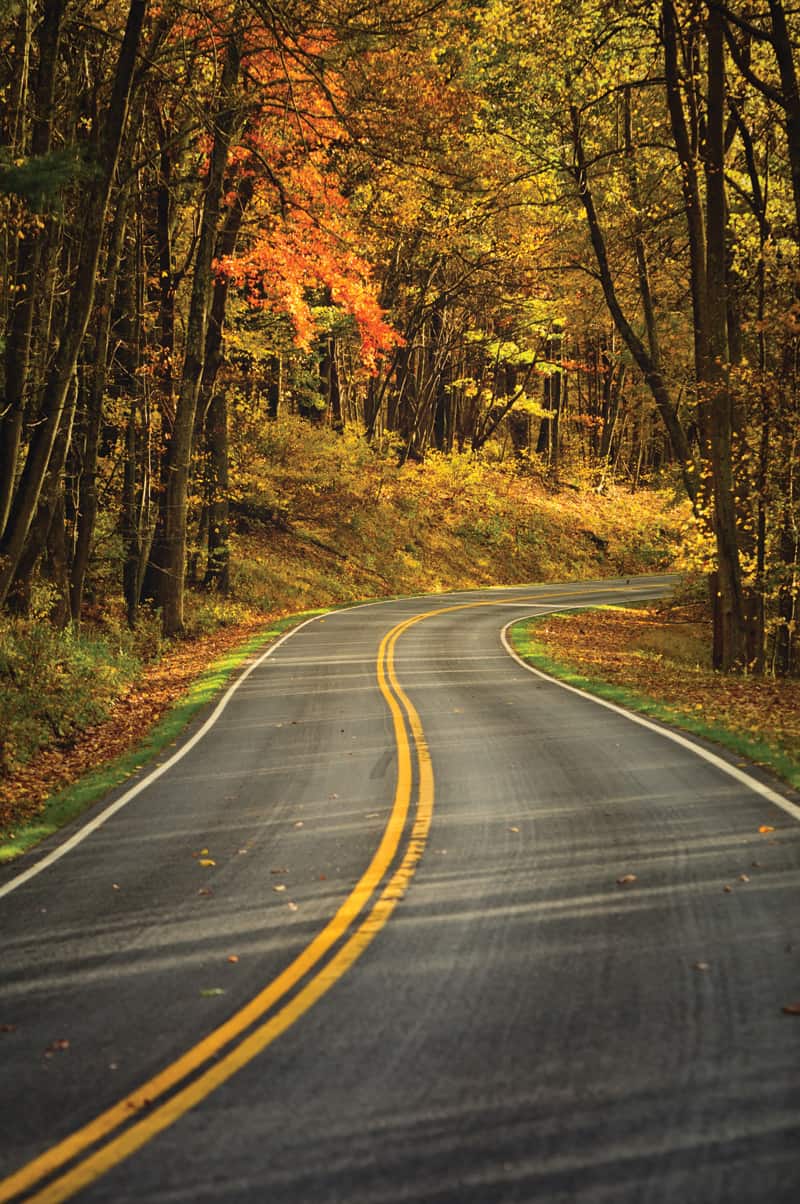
[0,0,798,675]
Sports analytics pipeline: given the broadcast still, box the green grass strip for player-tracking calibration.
[0,609,330,863]
[509,614,800,793]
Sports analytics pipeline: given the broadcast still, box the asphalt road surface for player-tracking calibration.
[1,576,799,1204]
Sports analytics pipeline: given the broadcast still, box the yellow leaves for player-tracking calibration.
[758,825,775,834]
[198,859,216,868]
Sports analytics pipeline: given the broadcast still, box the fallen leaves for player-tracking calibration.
[758,825,775,834]
[692,962,710,972]
[526,607,800,783]
[227,955,239,964]
[616,874,637,887]
[198,859,216,868]
[44,1039,70,1056]
[273,883,287,893]
[0,1024,17,1033]
[782,1002,800,1016]
[0,615,270,832]
[200,988,225,998]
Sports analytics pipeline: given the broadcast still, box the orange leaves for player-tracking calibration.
[44,1039,70,1056]
[216,203,401,369]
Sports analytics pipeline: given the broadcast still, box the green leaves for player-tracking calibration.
[0,149,84,213]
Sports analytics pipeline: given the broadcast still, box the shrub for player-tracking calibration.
[0,619,140,777]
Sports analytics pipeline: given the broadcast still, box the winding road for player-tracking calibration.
[1,576,799,1203]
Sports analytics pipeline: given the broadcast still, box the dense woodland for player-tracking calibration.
[0,0,799,673]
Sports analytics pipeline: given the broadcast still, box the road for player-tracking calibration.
[1,576,799,1203]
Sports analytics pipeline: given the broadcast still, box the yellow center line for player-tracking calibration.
[2,583,653,1202]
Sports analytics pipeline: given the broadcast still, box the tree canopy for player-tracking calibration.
[1,0,799,672]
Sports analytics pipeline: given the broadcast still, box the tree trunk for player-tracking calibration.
[158,29,242,635]
[69,185,131,625]
[199,176,252,591]
[704,5,754,670]
[569,103,698,506]
[0,0,147,608]
[0,0,66,538]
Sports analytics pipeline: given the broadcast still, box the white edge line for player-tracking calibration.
[0,577,687,899]
[500,608,800,825]
[0,614,328,899]
[0,585,547,899]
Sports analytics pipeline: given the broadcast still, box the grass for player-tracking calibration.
[0,419,691,861]
[508,610,800,793]
[0,611,328,863]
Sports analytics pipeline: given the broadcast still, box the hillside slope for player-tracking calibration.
[0,422,686,845]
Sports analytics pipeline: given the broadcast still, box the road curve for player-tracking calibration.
[1,576,799,1203]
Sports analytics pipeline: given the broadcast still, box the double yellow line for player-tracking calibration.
[1,608,436,1204]
[3,584,657,1201]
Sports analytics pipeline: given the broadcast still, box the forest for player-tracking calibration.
[0,0,799,680]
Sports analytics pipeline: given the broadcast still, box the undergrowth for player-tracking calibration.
[0,418,687,835]
[0,616,141,779]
